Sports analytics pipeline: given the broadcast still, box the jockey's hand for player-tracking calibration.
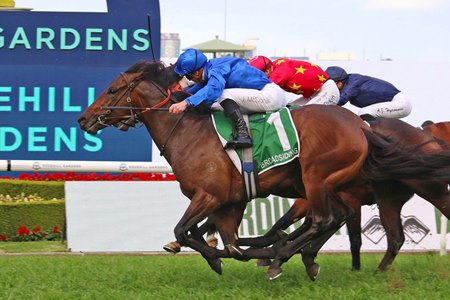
[169,101,188,114]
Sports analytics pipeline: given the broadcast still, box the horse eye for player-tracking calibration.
[108,87,118,95]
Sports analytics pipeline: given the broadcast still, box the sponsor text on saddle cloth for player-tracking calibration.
[212,107,300,174]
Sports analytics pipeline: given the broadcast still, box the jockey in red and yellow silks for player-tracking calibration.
[249,56,339,106]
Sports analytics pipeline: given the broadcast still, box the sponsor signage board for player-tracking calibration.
[0,0,161,163]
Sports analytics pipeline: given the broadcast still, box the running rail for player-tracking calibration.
[0,160,172,173]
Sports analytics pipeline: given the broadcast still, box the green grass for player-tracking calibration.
[0,245,448,300]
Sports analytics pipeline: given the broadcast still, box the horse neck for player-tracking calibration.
[140,105,210,165]
[425,122,450,145]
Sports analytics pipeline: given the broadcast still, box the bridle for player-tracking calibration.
[98,72,174,129]
[98,71,189,156]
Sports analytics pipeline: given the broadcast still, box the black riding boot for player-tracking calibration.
[220,99,253,149]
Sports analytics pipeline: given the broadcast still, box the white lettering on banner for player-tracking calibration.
[65,182,449,252]
[0,27,150,51]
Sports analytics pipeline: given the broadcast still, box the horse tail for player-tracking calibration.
[360,128,450,182]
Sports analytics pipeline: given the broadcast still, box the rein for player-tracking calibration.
[98,72,174,128]
[100,71,189,156]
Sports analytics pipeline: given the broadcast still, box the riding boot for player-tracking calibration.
[220,99,253,149]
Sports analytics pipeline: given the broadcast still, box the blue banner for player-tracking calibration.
[0,0,161,163]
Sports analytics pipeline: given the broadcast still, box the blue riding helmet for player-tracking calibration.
[174,48,208,76]
[325,66,348,82]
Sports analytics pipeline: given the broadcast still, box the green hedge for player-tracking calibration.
[0,179,64,200]
[0,180,65,239]
[0,200,65,238]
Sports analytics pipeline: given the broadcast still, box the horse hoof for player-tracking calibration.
[267,266,283,281]
[163,241,181,254]
[207,258,223,275]
[256,258,272,267]
[307,263,320,281]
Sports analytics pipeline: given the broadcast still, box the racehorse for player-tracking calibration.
[78,60,450,280]
[241,117,450,279]
[164,123,450,278]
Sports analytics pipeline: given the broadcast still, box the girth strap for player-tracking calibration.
[241,114,259,200]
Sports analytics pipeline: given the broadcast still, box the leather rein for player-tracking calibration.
[98,72,174,128]
[99,72,188,156]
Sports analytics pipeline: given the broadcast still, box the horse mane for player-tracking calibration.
[125,60,180,90]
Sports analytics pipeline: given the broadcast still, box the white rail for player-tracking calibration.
[0,160,172,173]
[441,215,448,256]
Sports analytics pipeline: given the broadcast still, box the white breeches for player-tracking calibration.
[215,83,287,113]
[358,91,412,118]
[285,79,340,106]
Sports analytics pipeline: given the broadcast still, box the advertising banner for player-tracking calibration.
[0,0,161,163]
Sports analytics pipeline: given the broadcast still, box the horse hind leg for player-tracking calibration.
[267,190,352,280]
[376,194,407,272]
[237,198,309,267]
[347,216,362,271]
[301,192,356,280]
[413,181,450,219]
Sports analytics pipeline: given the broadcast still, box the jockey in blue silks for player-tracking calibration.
[169,48,287,149]
[325,66,412,119]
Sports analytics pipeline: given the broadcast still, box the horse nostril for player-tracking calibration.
[78,116,86,125]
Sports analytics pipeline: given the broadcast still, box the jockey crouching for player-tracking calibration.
[169,48,287,149]
[249,55,340,106]
[325,66,412,119]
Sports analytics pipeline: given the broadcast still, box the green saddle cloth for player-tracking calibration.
[211,107,300,174]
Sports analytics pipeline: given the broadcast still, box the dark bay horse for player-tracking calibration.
[78,60,450,280]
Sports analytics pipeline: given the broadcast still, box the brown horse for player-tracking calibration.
[422,121,450,147]
[242,117,450,279]
[165,125,450,278]
[78,60,450,280]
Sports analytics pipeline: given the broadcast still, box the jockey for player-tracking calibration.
[325,66,412,119]
[170,48,287,149]
[249,55,339,106]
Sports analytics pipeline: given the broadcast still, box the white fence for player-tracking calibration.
[0,159,172,173]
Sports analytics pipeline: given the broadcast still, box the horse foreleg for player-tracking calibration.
[212,202,256,261]
[173,190,228,274]
[163,218,216,254]
[239,198,308,247]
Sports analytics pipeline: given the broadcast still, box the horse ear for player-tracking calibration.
[421,120,434,127]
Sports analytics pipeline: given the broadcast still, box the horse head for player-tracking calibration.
[78,60,182,135]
